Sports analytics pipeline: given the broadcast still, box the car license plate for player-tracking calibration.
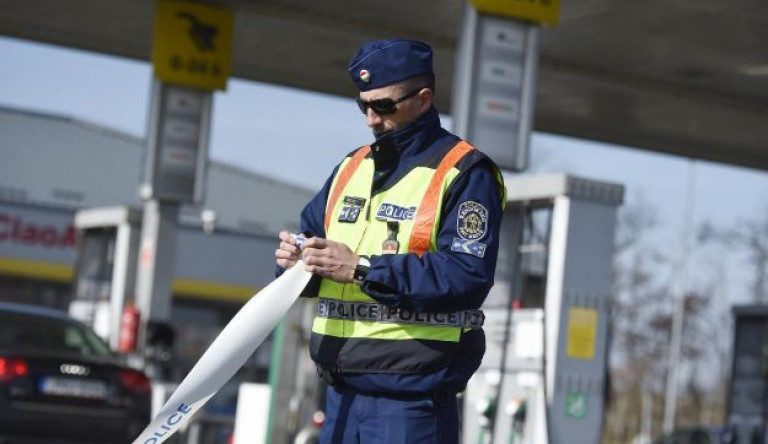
[39,377,108,400]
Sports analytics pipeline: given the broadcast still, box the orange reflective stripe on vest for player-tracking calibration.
[324,146,371,233]
[408,141,475,257]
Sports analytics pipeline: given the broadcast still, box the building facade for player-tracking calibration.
[0,105,313,417]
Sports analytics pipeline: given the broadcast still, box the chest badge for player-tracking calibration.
[376,203,417,222]
[338,196,366,223]
[382,221,400,254]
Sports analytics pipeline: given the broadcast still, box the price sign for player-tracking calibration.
[470,0,560,26]
[152,0,233,90]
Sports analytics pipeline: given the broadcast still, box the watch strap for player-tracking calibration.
[354,256,371,285]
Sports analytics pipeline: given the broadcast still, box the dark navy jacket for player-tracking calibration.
[280,106,504,394]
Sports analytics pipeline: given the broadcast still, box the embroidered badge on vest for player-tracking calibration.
[376,203,417,222]
[457,201,488,240]
[338,196,366,223]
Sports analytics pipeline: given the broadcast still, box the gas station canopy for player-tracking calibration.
[1,0,767,171]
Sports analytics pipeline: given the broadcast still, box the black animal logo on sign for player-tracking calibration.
[177,12,218,52]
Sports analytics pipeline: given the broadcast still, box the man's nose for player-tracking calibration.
[366,108,383,127]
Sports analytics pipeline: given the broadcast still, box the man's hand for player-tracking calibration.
[275,230,301,270]
[302,237,358,284]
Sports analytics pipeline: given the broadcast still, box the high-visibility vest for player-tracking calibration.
[310,140,505,374]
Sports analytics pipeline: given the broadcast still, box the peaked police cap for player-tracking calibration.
[348,39,434,91]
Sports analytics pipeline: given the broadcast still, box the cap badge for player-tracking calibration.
[359,69,371,83]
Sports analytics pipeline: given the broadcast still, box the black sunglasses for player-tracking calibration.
[356,86,429,116]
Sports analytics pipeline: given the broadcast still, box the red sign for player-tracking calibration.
[0,212,76,249]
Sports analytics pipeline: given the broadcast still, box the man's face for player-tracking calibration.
[358,82,431,137]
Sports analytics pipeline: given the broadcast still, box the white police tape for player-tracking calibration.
[130,260,312,444]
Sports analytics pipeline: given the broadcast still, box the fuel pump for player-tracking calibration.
[71,206,141,351]
[728,305,768,444]
[462,174,623,444]
[475,374,500,444]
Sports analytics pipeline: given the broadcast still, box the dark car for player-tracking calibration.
[653,426,736,444]
[0,302,151,444]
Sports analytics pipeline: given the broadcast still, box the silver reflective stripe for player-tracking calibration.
[316,298,484,330]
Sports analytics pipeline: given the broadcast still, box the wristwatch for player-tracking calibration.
[353,255,371,286]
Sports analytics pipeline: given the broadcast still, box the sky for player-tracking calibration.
[2,35,768,304]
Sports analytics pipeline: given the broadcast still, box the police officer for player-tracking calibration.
[276,39,505,444]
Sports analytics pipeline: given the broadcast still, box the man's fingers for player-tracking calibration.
[279,241,301,255]
[304,264,330,278]
[278,230,295,244]
[276,230,305,270]
[302,249,330,264]
[277,258,295,269]
[275,248,299,261]
[303,252,333,270]
[303,237,328,249]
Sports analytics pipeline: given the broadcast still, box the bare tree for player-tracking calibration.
[699,207,768,303]
[607,195,672,443]
[606,196,734,443]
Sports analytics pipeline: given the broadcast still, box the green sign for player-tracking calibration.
[565,392,588,419]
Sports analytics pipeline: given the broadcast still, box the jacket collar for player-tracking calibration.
[370,106,442,168]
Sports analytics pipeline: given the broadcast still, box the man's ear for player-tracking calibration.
[418,88,433,113]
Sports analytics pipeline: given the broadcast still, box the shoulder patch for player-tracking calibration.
[451,238,487,258]
[457,201,488,240]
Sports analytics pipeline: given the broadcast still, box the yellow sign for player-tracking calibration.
[152,0,233,90]
[566,307,598,360]
[470,0,560,26]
